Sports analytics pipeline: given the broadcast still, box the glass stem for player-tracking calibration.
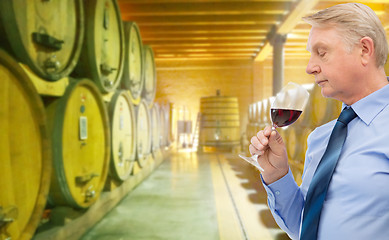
[271,123,277,131]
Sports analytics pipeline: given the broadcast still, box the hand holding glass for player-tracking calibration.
[239,82,310,171]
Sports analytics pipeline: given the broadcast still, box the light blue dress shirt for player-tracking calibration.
[262,83,389,240]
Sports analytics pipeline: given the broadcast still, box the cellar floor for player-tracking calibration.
[80,150,290,240]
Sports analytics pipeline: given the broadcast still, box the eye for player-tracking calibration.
[318,51,326,57]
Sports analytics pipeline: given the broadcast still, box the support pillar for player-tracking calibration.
[272,34,287,95]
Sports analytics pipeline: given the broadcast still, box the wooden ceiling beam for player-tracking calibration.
[119,0,295,3]
[155,56,251,61]
[313,2,386,15]
[154,49,258,53]
[151,45,259,50]
[148,42,263,47]
[141,32,268,38]
[144,39,266,45]
[155,53,255,58]
[319,0,389,3]
[122,14,281,25]
[136,24,271,33]
[142,34,266,41]
[119,2,291,16]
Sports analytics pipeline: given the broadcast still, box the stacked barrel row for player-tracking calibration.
[246,84,342,184]
[0,1,171,240]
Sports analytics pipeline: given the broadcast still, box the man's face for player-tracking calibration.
[306,26,362,104]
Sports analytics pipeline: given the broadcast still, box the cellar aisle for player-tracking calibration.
[81,151,290,240]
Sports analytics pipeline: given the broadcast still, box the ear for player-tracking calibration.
[360,37,375,66]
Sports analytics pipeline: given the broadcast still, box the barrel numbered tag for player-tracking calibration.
[79,116,88,140]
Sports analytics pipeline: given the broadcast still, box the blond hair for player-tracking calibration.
[303,3,388,67]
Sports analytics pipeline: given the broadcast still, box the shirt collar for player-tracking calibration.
[345,80,389,125]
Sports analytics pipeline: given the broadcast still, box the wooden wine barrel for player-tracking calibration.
[261,97,274,125]
[248,103,255,123]
[150,103,161,152]
[199,95,240,148]
[72,0,124,93]
[142,45,157,107]
[107,90,137,182]
[159,104,170,148]
[0,0,84,81]
[121,21,144,104]
[136,100,152,167]
[286,126,312,162]
[246,122,262,141]
[46,79,110,209]
[254,101,263,123]
[308,84,342,126]
[0,50,51,240]
[286,127,298,160]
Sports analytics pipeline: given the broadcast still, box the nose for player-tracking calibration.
[306,57,320,75]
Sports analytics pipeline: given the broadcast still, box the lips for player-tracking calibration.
[316,79,327,86]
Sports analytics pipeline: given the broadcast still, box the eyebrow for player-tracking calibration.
[307,42,328,53]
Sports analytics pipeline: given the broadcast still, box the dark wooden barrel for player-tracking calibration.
[0,50,51,240]
[107,90,137,182]
[142,45,157,107]
[136,100,152,167]
[121,21,144,104]
[199,96,240,148]
[72,0,125,93]
[0,0,84,81]
[46,79,110,209]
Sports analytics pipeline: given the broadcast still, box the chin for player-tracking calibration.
[320,88,333,98]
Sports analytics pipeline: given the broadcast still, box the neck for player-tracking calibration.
[343,67,388,105]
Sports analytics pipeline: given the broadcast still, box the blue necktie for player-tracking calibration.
[300,107,357,240]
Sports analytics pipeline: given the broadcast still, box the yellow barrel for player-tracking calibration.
[254,101,263,123]
[158,104,166,148]
[308,84,342,127]
[248,103,255,123]
[72,0,124,93]
[0,0,84,81]
[142,45,157,107]
[46,79,110,209]
[286,127,297,161]
[246,122,262,141]
[107,90,137,182]
[159,104,170,148]
[136,100,152,167]
[150,103,161,152]
[199,95,240,148]
[121,21,144,104]
[286,126,313,163]
[0,50,51,240]
[261,97,274,125]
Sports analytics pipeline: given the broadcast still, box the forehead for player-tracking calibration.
[306,26,343,52]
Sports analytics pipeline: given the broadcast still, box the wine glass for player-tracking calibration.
[239,82,310,171]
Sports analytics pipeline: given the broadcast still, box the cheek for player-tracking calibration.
[326,55,357,85]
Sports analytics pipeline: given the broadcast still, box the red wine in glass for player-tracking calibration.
[239,82,309,172]
[270,108,302,128]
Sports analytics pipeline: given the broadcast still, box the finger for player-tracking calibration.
[263,125,273,137]
[251,135,267,151]
[256,130,269,147]
[249,144,263,156]
[267,130,286,154]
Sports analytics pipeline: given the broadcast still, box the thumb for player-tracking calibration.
[267,130,286,155]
